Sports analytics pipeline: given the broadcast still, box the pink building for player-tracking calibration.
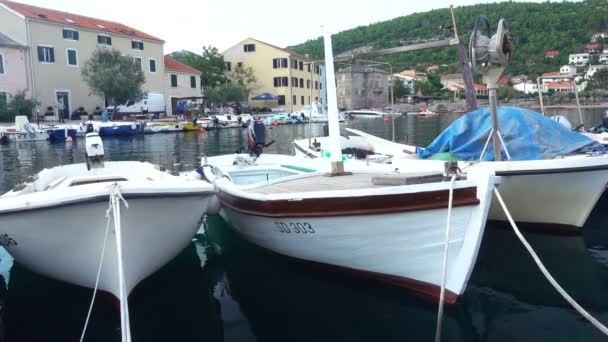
[0,32,30,108]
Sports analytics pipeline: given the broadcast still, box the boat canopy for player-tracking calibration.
[417,106,604,161]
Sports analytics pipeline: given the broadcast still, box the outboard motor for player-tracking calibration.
[86,122,95,133]
[85,133,105,170]
[246,119,274,157]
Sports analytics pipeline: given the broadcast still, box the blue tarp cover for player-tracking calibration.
[417,106,603,161]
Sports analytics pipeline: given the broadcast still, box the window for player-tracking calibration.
[134,57,142,69]
[299,78,304,88]
[272,58,288,68]
[291,59,298,69]
[149,58,156,73]
[0,92,7,111]
[278,95,286,105]
[237,62,243,68]
[306,80,310,88]
[301,96,304,105]
[62,29,79,40]
[0,53,4,74]
[224,61,231,71]
[190,76,197,88]
[97,34,112,46]
[315,81,318,90]
[315,65,319,74]
[273,76,288,87]
[171,74,177,87]
[243,44,256,52]
[292,95,297,104]
[315,96,318,101]
[320,82,323,89]
[131,40,144,50]
[299,61,303,70]
[308,64,311,72]
[291,77,298,87]
[66,48,78,66]
[37,46,55,63]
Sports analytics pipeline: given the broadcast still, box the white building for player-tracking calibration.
[600,53,608,65]
[586,65,608,80]
[591,32,608,43]
[559,65,577,76]
[569,53,590,67]
[514,81,545,94]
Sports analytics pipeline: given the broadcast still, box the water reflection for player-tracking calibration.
[3,242,223,342]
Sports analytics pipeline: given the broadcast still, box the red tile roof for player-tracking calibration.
[541,71,561,78]
[0,0,162,41]
[249,38,312,61]
[546,81,573,89]
[440,73,463,80]
[499,76,510,85]
[164,56,201,74]
[545,50,559,57]
[586,44,600,49]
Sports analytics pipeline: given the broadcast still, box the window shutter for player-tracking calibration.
[97,35,102,44]
[74,31,79,40]
[107,37,112,45]
[273,59,277,69]
[49,48,55,62]
[37,46,44,61]
[140,42,144,50]
[62,30,67,39]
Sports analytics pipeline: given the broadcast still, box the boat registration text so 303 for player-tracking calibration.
[274,221,315,234]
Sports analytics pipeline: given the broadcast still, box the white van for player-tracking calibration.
[110,93,165,116]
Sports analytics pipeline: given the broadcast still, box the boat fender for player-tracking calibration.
[131,124,137,130]
[206,195,221,215]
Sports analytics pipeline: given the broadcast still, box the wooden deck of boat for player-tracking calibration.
[248,172,440,194]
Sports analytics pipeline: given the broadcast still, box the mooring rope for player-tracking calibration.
[79,184,131,342]
[434,174,457,342]
[494,187,608,336]
[79,192,114,342]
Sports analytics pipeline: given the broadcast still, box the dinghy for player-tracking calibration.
[2,116,49,142]
[0,133,217,300]
[203,29,499,303]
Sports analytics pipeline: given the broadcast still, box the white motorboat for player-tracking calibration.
[342,123,608,233]
[0,133,217,300]
[293,128,416,161]
[203,31,499,303]
[143,121,185,134]
[292,103,345,123]
[346,109,388,118]
[2,116,49,142]
[204,155,498,303]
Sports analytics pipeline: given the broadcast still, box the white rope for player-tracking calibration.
[110,184,132,342]
[434,174,457,342]
[494,188,608,336]
[79,194,114,342]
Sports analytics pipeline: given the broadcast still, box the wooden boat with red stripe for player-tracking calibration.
[204,159,498,304]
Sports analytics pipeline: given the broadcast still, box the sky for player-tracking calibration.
[16,0,556,54]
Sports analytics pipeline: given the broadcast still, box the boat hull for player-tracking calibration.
[98,123,143,136]
[47,128,77,141]
[0,193,211,298]
[397,156,608,232]
[215,169,496,303]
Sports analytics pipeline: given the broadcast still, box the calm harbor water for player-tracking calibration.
[1,107,608,341]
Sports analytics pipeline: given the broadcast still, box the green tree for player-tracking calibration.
[204,84,247,107]
[498,85,520,101]
[229,63,259,98]
[175,46,227,89]
[414,79,436,95]
[81,49,145,119]
[587,69,608,91]
[0,90,36,121]
[390,79,410,102]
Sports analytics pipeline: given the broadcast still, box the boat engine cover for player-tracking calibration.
[85,133,104,158]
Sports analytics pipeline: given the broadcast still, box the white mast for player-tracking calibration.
[322,27,344,174]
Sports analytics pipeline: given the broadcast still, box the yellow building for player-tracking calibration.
[222,38,322,111]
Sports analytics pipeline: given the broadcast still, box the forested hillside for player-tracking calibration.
[288,0,608,77]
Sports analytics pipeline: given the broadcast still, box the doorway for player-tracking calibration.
[56,91,70,120]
